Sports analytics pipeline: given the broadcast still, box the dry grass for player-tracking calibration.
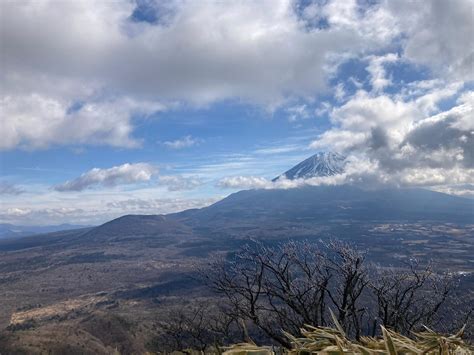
[9,293,109,325]
[222,313,473,355]
[279,324,473,355]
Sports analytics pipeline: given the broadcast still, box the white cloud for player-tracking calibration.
[286,104,310,122]
[0,94,165,150]
[321,0,473,82]
[431,184,474,199]
[0,197,219,226]
[253,144,301,155]
[386,0,474,81]
[2,0,390,105]
[311,91,418,152]
[54,163,156,192]
[0,0,404,151]
[217,176,271,189]
[314,101,331,117]
[105,197,218,212]
[366,53,398,92]
[334,83,347,102]
[217,172,349,190]
[215,154,371,190]
[162,135,201,149]
[322,0,399,43]
[216,154,474,198]
[309,85,474,190]
[450,91,474,131]
[1,0,471,151]
[158,175,203,191]
[1,0,473,211]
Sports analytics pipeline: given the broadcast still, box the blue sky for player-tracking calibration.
[1,0,473,225]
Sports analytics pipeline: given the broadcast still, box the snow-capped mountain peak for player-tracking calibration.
[273,152,346,181]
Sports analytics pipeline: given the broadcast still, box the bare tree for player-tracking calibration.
[322,240,369,339]
[200,239,462,347]
[201,239,371,345]
[202,243,291,346]
[152,301,243,352]
[369,260,458,335]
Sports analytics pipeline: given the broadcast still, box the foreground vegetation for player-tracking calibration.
[223,322,473,355]
[153,240,473,352]
[1,236,472,354]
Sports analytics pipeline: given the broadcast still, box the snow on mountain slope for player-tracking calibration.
[273,152,346,181]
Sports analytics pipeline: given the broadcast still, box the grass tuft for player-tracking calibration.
[220,325,473,355]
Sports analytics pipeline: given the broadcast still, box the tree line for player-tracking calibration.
[151,239,473,352]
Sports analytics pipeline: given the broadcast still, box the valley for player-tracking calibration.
[0,199,472,352]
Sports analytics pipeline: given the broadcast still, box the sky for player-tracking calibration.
[0,0,473,226]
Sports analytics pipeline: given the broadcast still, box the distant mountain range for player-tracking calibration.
[0,223,93,240]
[1,152,472,245]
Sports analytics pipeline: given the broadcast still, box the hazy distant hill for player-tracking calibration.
[0,223,93,240]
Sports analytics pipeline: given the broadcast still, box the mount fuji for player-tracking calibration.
[273,151,346,181]
[186,152,473,225]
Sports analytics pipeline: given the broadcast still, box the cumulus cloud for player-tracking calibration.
[1,0,390,105]
[0,0,404,151]
[0,94,165,150]
[387,0,474,81]
[366,53,398,92]
[162,135,201,149]
[54,163,156,192]
[218,88,474,196]
[0,182,24,195]
[1,0,471,151]
[309,84,473,192]
[403,101,474,169]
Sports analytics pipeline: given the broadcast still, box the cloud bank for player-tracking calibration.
[4,0,471,150]
[0,197,219,226]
